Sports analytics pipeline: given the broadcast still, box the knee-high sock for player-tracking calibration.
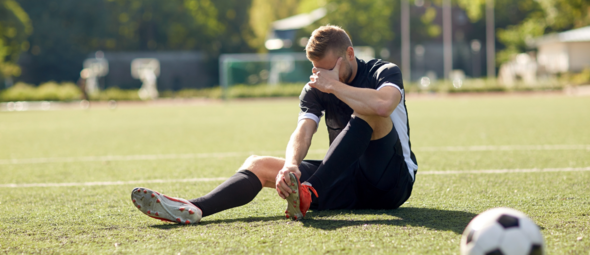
[305,117,373,195]
[189,170,262,217]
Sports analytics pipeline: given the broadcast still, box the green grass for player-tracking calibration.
[1,95,589,254]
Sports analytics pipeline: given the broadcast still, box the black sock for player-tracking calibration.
[189,170,262,217]
[306,117,373,195]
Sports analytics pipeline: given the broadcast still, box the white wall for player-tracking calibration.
[567,42,590,72]
[537,42,569,73]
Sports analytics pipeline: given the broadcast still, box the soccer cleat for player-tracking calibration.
[285,173,318,220]
[131,187,202,224]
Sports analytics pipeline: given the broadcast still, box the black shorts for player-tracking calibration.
[299,128,415,211]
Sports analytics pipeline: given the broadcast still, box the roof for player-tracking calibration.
[533,26,590,46]
[272,8,326,31]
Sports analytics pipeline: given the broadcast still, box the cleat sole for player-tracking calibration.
[131,187,202,224]
[285,173,303,220]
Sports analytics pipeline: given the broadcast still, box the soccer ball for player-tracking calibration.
[460,207,545,255]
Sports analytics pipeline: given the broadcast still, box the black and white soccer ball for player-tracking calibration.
[460,207,545,255]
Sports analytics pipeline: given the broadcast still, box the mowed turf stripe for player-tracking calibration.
[1,167,589,188]
[1,144,588,165]
[0,177,229,188]
[0,150,312,165]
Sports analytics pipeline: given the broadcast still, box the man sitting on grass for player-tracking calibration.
[131,25,418,224]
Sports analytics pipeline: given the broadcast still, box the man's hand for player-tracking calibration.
[275,164,301,199]
[309,57,342,93]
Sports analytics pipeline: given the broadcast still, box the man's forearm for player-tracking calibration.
[284,120,315,166]
[329,81,398,117]
[284,134,309,166]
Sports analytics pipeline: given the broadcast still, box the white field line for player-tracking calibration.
[1,167,589,188]
[418,166,590,175]
[415,144,590,152]
[1,144,588,166]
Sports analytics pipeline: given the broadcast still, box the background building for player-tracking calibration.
[534,26,590,74]
[91,51,211,90]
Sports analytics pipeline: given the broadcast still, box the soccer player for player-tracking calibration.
[131,25,418,224]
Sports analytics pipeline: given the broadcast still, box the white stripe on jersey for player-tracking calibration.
[377,83,418,180]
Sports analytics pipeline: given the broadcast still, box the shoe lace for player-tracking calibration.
[298,183,318,218]
[301,184,318,198]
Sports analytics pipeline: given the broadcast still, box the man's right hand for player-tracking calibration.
[275,164,301,199]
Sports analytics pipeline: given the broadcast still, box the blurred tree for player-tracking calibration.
[496,0,590,65]
[247,0,301,51]
[0,0,31,82]
[103,0,224,51]
[321,0,396,49]
[257,0,401,54]
[246,0,400,54]
[298,0,326,13]
[17,0,111,84]
[453,0,590,65]
[452,0,543,65]
[16,0,254,85]
[12,0,588,85]
[212,0,256,53]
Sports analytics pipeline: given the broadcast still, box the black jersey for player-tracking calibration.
[298,57,418,180]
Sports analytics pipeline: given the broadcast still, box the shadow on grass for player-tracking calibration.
[150,216,285,229]
[302,207,477,234]
[150,207,476,234]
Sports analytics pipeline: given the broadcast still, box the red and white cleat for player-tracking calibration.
[285,173,318,221]
[131,187,202,224]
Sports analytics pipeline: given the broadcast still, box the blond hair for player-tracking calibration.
[305,25,353,61]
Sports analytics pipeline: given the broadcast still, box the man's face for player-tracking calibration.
[310,50,353,84]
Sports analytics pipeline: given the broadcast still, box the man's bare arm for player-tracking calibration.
[309,57,401,117]
[275,118,317,198]
[329,84,400,117]
[285,118,316,167]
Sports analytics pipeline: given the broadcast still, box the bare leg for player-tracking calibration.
[352,112,393,141]
[132,156,291,222]
[239,155,285,189]
[188,155,286,217]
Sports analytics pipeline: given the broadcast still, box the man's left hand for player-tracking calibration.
[308,57,342,93]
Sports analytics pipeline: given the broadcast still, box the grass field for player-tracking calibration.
[1,95,589,254]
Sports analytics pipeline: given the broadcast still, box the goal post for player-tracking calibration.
[219,53,312,99]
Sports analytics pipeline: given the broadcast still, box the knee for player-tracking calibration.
[351,114,392,138]
[241,155,261,170]
[242,155,277,173]
[351,114,380,129]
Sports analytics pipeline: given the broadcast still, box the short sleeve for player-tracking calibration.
[373,63,404,93]
[298,84,324,125]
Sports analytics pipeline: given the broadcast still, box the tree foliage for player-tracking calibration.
[102,0,223,51]
[248,0,400,51]
[7,0,590,84]
[451,0,590,65]
[16,0,255,84]
[247,0,302,51]
[321,0,396,48]
[495,0,590,64]
[0,0,31,78]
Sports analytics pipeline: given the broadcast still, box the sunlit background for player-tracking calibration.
[1,1,590,253]
[1,0,590,105]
